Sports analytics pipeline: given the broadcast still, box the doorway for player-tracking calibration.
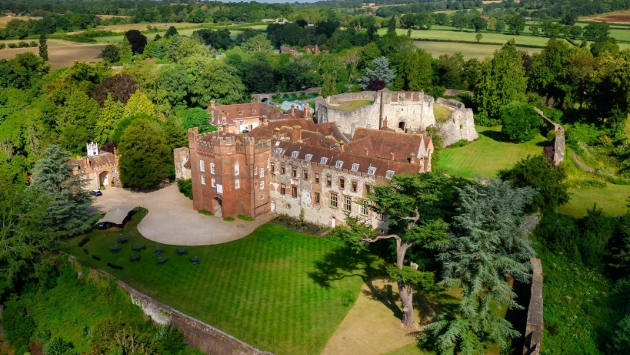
[331,216,336,228]
[99,171,109,187]
[213,198,223,217]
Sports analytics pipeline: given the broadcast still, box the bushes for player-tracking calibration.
[198,209,214,216]
[237,214,254,221]
[17,41,29,48]
[8,43,17,48]
[0,43,5,49]
[500,102,542,142]
[223,217,235,222]
[177,178,193,200]
[1,301,36,353]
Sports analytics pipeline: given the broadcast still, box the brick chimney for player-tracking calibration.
[210,99,216,108]
[291,125,302,141]
[409,153,416,164]
[390,152,394,160]
[339,141,345,152]
[304,105,311,117]
[262,115,268,126]
[364,148,368,156]
[290,105,295,116]
[274,127,281,139]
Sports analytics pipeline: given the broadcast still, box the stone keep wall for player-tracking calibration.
[523,258,543,355]
[174,147,191,180]
[316,91,436,137]
[435,98,479,147]
[534,108,565,166]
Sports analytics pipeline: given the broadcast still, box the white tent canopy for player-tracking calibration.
[99,205,134,225]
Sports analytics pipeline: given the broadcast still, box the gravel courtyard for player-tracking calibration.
[91,184,274,246]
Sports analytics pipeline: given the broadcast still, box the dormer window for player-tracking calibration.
[252,108,257,114]
[291,151,299,158]
[275,141,280,147]
[305,154,313,161]
[386,170,394,179]
[320,157,328,164]
[335,161,343,169]
[237,109,243,115]
[351,163,359,172]
[275,148,283,154]
[368,167,376,175]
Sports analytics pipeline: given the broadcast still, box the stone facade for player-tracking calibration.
[69,143,120,190]
[435,98,479,147]
[174,147,191,180]
[316,91,436,137]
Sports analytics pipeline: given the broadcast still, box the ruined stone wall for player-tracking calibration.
[270,155,389,230]
[174,147,191,180]
[435,98,478,147]
[534,108,565,166]
[316,93,381,137]
[523,258,543,355]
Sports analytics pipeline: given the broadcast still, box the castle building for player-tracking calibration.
[70,142,120,190]
[207,100,311,134]
[182,118,433,229]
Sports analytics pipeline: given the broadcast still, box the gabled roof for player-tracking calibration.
[347,127,433,162]
[208,102,308,127]
[69,152,117,171]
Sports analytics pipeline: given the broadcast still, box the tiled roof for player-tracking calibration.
[69,152,116,171]
[208,103,308,127]
[347,127,433,162]
[274,140,421,177]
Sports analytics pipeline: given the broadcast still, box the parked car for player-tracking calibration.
[98,222,112,230]
[92,189,102,196]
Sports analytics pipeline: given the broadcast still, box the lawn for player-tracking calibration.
[558,184,630,218]
[438,125,546,178]
[434,104,453,122]
[381,29,567,47]
[332,99,374,111]
[68,209,373,355]
[414,41,543,59]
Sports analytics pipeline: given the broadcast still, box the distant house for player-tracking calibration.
[5,12,15,17]
[280,46,299,55]
[69,142,120,190]
[303,44,321,55]
[262,18,289,24]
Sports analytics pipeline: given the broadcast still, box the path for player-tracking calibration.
[571,150,596,172]
[91,184,275,246]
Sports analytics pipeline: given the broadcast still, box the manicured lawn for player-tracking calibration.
[68,209,374,355]
[558,184,630,218]
[438,126,546,178]
[414,41,543,59]
[434,104,452,122]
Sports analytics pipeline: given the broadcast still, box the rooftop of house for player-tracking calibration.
[207,101,310,127]
[69,152,117,171]
[347,127,434,162]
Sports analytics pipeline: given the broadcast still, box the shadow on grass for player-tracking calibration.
[480,129,512,143]
[362,279,403,320]
[308,246,385,289]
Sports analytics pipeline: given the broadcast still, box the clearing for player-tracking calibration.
[414,41,542,59]
[558,184,630,217]
[69,213,371,355]
[0,39,106,69]
[330,99,373,111]
[580,10,630,24]
[93,27,243,43]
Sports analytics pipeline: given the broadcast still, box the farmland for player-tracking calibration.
[580,9,630,24]
[415,40,543,59]
[0,39,106,69]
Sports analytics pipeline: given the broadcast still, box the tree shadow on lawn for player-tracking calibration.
[308,246,386,289]
[480,129,512,143]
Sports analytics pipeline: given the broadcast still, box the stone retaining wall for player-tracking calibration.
[535,108,565,166]
[523,258,543,355]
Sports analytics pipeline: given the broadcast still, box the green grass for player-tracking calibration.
[558,184,630,217]
[332,99,373,111]
[414,41,543,59]
[93,28,243,43]
[238,214,254,221]
[68,209,374,355]
[381,28,566,47]
[439,126,546,178]
[434,104,453,122]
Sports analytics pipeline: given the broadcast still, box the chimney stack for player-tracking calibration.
[274,127,281,139]
[339,141,345,152]
[409,153,416,164]
[364,148,368,156]
[390,152,395,161]
[290,105,295,116]
[210,99,216,108]
[291,125,302,141]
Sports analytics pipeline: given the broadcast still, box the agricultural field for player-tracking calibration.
[0,39,106,69]
[93,28,243,44]
[415,41,543,59]
[580,9,630,24]
[94,21,203,33]
[0,16,41,27]
[383,28,568,47]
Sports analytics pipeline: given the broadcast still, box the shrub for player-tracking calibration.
[177,179,193,200]
[17,41,29,48]
[223,217,235,222]
[45,337,72,355]
[500,102,542,142]
[29,41,38,47]
[198,209,214,216]
[2,301,36,353]
[0,43,6,49]
[449,139,471,148]
[8,43,17,48]
[237,214,254,221]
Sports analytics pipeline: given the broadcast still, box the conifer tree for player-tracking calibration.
[31,145,95,236]
[388,16,397,33]
[38,34,48,61]
[120,36,133,64]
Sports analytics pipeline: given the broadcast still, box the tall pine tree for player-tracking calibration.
[120,36,133,64]
[38,34,48,61]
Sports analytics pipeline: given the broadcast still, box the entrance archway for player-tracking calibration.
[398,121,406,131]
[99,171,109,187]
[213,197,223,217]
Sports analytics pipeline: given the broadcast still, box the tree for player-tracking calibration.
[0,180,53,293]
[422,179,535,354]
[583,22,610,41]
[388,15,397,33]
[451,13,469,31]
[475,33,483,43]
[334,173,451,326]
[357,56,396,90]
[507,15,526,35]
[561,12,578,26]
[101,44,120,63]
[38,34,48,61]
[164,26,178,39]
[95,94,124,145]
[495,19,506,33]
[499,102,542,142]
[118,118,172,188]
[31,145,95,236]
[474,40,527,120]
[241,34,274,54]
[123,89,155,118]
[119,36,133,64]
[471,17,487,33]
[437,53,464,88]
[178,108,216,134]
[394,50,433,91]
[125,29,148,54]
[91,74,139,106]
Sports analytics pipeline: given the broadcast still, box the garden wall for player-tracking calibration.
[535,108,565,166]
[523,258,543,355]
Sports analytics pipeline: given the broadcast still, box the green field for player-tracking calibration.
[332,99,373,111]
[383,28,567,47]
[414,41,543,59]
[68,210,375,355]
[558,184,630,217]
[94,28,243,43]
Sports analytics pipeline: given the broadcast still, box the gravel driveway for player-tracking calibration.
[91,184,274,246]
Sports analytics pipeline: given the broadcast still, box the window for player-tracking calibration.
[343,196,352,211]
[281,184,286,194]
[235,179,240,189]
[365,184,371,194]
[210,163,216,174]
[201,175,206,185]
[254,166,257,175]
[377,212,384,220]
[339,178,345,189]
[281,164,286,174]
[315,173,320,184]
[275,148,283,154]
[303,169,308,180]
[211,178,216,187]
[260,168,264,177]
[291,186,297,198]
[234,163,240,176]
[200,160,205,172]
[351,163,359,172]
[326,175,332,187]
[368,166,376,175]
[320,157,328,164]
[360,201,369,215]
[330,193,338,208]
[292,167,297,178]
[275,141,280,147]
[386,170,394,179]
[260,181,264,190]
[260,193,265,200]
[335,161,343,169]
[351,181,357,192]
[314,192,320,204]
[305,154,313,161]
[271,163,275,173]
[292,151,299,158]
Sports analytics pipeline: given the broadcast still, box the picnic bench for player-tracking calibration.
[154,247,165,254]
[190,256,200,265]
[157,257,168,265]
[130,254,140,262]
[109,245,121,253]
[132,244,146,252]
[177,248,188,256]
[118,236,129,244]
